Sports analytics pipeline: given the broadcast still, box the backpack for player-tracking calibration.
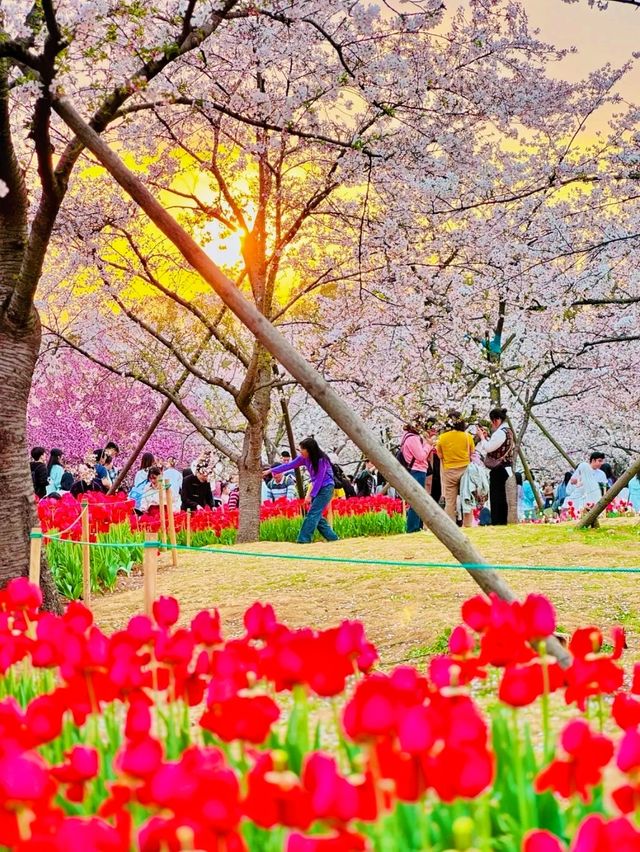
[484,426,515,469]
[394,433,415,471]
[128,480,147,510]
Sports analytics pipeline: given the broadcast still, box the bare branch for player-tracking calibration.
[108,227,250,367]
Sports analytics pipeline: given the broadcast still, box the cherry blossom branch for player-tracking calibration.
[6,0,246,327]
[573,295,640,306]
[107,227,250,367]
[43,324,241,463]
[115,97,376,154]
[104,286,242,400]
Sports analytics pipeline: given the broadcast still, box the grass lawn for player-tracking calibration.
[93,518,640,667]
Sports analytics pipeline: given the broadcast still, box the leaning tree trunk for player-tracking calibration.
[54,98,571,667]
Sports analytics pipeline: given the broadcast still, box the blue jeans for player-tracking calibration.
[406,470,427,533]
[298,484,339,543]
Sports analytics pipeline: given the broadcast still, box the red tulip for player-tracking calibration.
[499,659,565,707]
[243,752,313,829]
[571,814,640,850]
[200,694,280,744]
[117,735,163,779]
[611,693,640,731]
[523,830,564,851]
[535,720,613,802]
[287,829,368,851]
[152,596,180,628]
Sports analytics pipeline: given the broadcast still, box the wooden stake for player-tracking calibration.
[186,509,192,547]
[29,527,42,588]
[81,500,91,607]
[158,480,167,548]
[165,485,178,567]
[143,531,158,617]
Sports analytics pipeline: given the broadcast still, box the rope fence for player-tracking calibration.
[31,491,640,616]
[35,529,640,575]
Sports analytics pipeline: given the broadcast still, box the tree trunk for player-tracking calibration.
[237,417,265,542]
[237,357,272,543]
[0,315,61,611]
[55,97,571,667]
[0,64,60,610]
[506,474,519,525]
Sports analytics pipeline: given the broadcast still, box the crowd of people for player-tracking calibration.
[30,443,122,499]
[397,410,640,532]
[29,411,640,542]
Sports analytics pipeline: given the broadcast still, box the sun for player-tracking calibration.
[200,220,244,270]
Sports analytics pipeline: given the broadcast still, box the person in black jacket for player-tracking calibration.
[181,463,214,511]
[354,460,377,497]
[30,447,48,499]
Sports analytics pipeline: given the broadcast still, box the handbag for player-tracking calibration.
[484,426,514,469]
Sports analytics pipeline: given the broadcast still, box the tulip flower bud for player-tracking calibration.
[272,749,288,772]
[452,815,475,850]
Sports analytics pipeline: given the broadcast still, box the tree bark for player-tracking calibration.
[0,316,61,611]
[237,354,272,542]
[237,417,265,542]
[575,456,640,529]
[0,64,60,610]
[53,96,571,667]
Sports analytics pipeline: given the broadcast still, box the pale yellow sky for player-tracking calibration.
[522,0,639,100]
[443,0,639,128]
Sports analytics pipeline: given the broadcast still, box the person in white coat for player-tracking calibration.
[566,452,606,511]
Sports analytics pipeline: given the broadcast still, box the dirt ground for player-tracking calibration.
[92,520,640,667]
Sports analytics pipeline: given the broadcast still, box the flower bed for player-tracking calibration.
[1,579,638,850]
[38,495,404,598]
[521,498,635,524]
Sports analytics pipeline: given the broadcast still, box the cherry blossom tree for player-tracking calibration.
[0,0,256,604]
[38,0,596,539]
[28,349,204,468]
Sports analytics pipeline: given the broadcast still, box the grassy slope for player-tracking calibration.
[93,519,640,666]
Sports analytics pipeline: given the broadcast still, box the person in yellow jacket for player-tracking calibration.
[436,412,475,526]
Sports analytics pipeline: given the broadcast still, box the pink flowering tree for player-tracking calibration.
[28,349,205,471]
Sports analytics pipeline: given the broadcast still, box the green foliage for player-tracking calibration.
[47,522,141,599]
[45,511,405,599]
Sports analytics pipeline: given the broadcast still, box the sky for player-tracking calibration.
[523,0,640,100]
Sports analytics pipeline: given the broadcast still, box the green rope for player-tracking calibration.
[35,531,640,574]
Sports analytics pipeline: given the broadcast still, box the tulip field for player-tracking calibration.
[16,494,640,850]
[3,574,640,851]
[37,494,405,599]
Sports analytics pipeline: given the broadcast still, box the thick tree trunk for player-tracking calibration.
[237,358,272,543]
[0,64,60,610]
[237,418,265,543]
[0,315,61,611]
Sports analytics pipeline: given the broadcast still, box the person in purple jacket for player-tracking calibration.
[270,437,340,544]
